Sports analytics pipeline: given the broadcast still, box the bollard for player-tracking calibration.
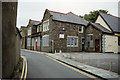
[59,50,62,54]
[55,50,56,53]
[109,62,112,71]
[97,59,100,67]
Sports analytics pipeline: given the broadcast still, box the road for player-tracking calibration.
[21,50,98,80]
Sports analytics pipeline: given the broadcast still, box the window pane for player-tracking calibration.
[37,37,40,47]
[67,37,78,47]
[27,38,31,46]
[43,35,49,46]
[67,37,70,45]
[74,38,77,45]
[32,38,34,46]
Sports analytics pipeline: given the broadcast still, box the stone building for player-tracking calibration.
[20,26,28,49]
[41,9,89,52]
[86,12,120,53]
[26,19,42,51]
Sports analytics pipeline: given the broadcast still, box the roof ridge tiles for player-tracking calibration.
[31,19,41,22]
[67,12,89,23]
[48,10,89,23]
[48,10,67,15]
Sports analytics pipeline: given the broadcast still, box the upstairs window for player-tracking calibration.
[28,27,31,35]
[79,26,83,33]
[37,26,40,32]
[43,19,49,32]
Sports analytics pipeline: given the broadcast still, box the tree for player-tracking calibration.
[80,10,108,22]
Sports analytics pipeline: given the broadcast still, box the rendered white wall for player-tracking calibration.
[95,15,112,31]
[104,35,118,53]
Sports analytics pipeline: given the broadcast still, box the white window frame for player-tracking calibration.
[28,27,31,35]
[37,26,39,32]
[27,38,31,46]
[37,37,40,47]
[42,35,49,46]
[79,26,83,33]
[67,36,78,47]
[43,19,49,32]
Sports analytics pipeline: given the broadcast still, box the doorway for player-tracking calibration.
[95,39,100,52]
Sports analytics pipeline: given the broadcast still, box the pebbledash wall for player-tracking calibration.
[41,9,88,53]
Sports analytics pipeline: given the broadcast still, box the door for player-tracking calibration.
[95,39,100,52]
[35,41,37,50]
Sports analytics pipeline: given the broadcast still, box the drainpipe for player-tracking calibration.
[84,26,87,51]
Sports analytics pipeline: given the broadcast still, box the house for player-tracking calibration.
[41,9,89,53]
[27,19,42,51]
[20,26,28,49]
[86,12,120,53]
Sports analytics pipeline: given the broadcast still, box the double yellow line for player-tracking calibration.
[21,56,27,80]
[45,55,101,80]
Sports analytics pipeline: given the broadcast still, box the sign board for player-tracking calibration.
[49,40,53,42]
[59,34,64,38]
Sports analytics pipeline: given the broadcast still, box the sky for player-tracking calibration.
[17,0,120,28]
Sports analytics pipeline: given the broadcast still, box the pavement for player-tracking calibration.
[59,52,120,73]
[21,49,120,80]
[21,50,100,80]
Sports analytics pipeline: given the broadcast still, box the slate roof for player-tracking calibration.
[31,20,41,26]
[99,12,120,33]
[48,10,89,26]
[91,23,112,34]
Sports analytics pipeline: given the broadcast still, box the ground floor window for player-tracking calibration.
[42,35,49,46]
[87,34,94,48]
[32,38,34,47]
[67,36,78,47]
[37,37,40,47]
[27,38,31,46]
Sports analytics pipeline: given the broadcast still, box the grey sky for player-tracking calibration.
[17,0,119,28]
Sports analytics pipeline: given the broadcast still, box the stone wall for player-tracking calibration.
[86,25,102,52]
[2,2,18,78]
[51,21,84,52]
[41,10,85,52]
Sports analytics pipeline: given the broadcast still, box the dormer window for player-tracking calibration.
[79,26,83,33]
[43,19,49,32]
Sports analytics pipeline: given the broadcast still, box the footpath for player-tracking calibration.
[22,49,120,80]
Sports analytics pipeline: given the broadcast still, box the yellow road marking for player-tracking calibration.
[21,56,25,80]
[21,56,27,80]
[24,56,27,80]
[45,55,100,80]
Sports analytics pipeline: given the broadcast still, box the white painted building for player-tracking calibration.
[94,12,120,53]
